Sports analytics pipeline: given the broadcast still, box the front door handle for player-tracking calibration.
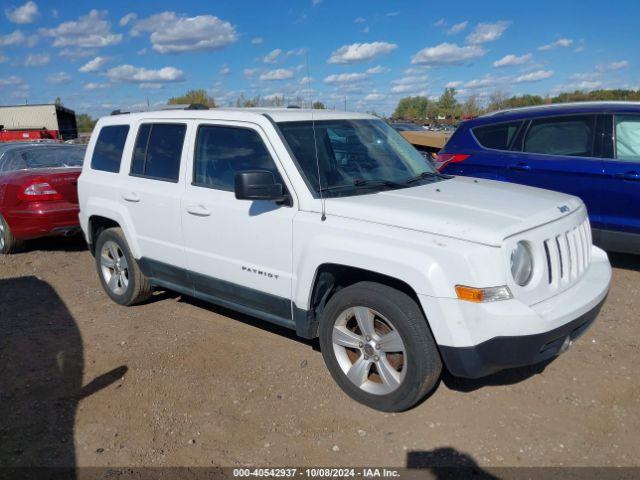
[186,204,211,217]
[508,163,531,171]
[614,171,640,182]
[122,192,140,203]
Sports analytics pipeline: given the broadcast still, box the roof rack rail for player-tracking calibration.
[110,103,210,116]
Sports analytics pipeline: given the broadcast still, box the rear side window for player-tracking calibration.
[472,121,522,150]
[193,125,282,191]
[91,125,129,173]
[615,115,640,162]
[523,115,596,157]
[131,123,186,182]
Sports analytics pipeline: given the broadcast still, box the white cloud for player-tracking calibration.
[47,72,71,84]
[538,38,573,51]
[299,76,313,85]
[354,17,366,24]
[105,64,185,83]
[119,12,137,27]
[130,12,237,54]
[324,72,368,84]
[464,75,503,89]
[40,10,122,48]
[287,47,307,57]
[493,53,532,68]
[597,60,629,72]
[260,68,294,81]
[312,0,323,5]
[433,18,446,27]
[327,41,397,64]
[445,80,463,88]
[263,48,282,64]
[364,92,385,101]
[567,80,602,90]
[514,69,554,83]
[386,11,400,17]
[251,37,263,45]
[411,42,486,65]
[0,29,36,47]
[466,21,509,44]
[447,21,468,35]
[219,65,231,75]
[83,82,108,90]
[0,55,7,63]
[244,68,259,78]
[5,1,38,24]
[24,53,49,66]
[366,65,389,74]
[0,75,23,86]
[58,48,96,59]
[390,75,428,93]
[79,56,107,73]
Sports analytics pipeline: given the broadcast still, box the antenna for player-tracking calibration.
[306,53,326,222]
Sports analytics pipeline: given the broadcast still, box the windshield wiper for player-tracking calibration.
[404,171,447,184]
[319,178,405,193]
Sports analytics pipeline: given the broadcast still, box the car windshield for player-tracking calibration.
[278,119,442,198]
[1,146,85,171]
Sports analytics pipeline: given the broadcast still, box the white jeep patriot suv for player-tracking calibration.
[78,107,611,411]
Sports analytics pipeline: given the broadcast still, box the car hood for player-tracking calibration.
[323,176,583,246]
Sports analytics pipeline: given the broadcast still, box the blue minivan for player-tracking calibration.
[437,102,640,254]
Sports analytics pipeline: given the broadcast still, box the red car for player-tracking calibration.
[0,143,86,254]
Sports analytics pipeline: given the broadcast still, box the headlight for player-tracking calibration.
[511,241,533,286]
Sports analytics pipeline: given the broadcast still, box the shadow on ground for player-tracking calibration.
[407,447,499,479]
[608,252,639,272]
[21,234,88,254]
[0,276,125,473]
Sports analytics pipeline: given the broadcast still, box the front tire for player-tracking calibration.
[95,227,153,306]
[319,282,442,412]
[0,215,21,255]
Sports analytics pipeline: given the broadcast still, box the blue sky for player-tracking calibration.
[1,0,638,117]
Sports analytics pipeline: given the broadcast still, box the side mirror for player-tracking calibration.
[234,170,290,204]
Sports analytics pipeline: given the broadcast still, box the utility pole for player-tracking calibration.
[344,96,347,111]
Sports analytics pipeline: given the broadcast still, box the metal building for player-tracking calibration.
[0,104,78,140]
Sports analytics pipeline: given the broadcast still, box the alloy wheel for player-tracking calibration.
[331,306,406,395]
[100,240,129,295]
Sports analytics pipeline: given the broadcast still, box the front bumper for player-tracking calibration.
[3,203,80,240]
[419,246,611,378]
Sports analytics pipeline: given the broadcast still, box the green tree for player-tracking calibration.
[437,88,460,120]
[392,96,431,121]
[168,89,216,107]
[76,113,96,133]
[312,101,326,109]
[461,94,482,118]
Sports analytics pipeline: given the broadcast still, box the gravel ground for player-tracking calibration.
[1,237,638,470]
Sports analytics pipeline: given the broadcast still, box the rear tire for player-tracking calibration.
[0,215,22,255]
[319,281,442,412]
[95,227,153,306]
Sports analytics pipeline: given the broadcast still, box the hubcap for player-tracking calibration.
[332,306,406,395]
[100,240,129,295]
[0,222,5,250]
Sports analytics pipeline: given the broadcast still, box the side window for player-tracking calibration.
[523,115,596,157]
[130,123,186,182]
[472,121,522,150]
[91,125,129,173]
[615,115,640,162]
[193,125,282,191]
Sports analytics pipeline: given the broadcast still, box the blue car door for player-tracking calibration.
[506,113,606,231]
[599,113,640,249]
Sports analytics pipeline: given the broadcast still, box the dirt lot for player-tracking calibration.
[1,237,639,471]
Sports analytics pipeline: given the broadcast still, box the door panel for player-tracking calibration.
[600,114,640,237]
[119,120,189,278]
[506,114,606,229]
[181,121,296,320]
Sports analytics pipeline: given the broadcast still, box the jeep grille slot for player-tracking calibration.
[543,218,591,289]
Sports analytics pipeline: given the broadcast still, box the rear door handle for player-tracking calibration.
[122,192,140,203]
[186,204,211,217]
[614,171,640,182]
[508,163,531,171]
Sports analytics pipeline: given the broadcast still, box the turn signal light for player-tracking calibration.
[455,285,512,303]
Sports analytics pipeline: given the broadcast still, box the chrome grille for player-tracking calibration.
[543,218,592,289]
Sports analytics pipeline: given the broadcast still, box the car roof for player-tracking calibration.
[466,101,640,127]
[99,107,377,125]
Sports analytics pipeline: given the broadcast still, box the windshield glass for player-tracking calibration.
[278,119,440,198]
[3,146,85,171]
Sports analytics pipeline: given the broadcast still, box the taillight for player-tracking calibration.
[433,153,470,171]
[18,179,63,202]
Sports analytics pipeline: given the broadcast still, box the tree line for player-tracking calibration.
[392,88,640,123]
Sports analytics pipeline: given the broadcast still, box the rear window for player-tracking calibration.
[472,121,522,150]
[523,115,596,157]
[130,123,186,182]
[91,125,129,173]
